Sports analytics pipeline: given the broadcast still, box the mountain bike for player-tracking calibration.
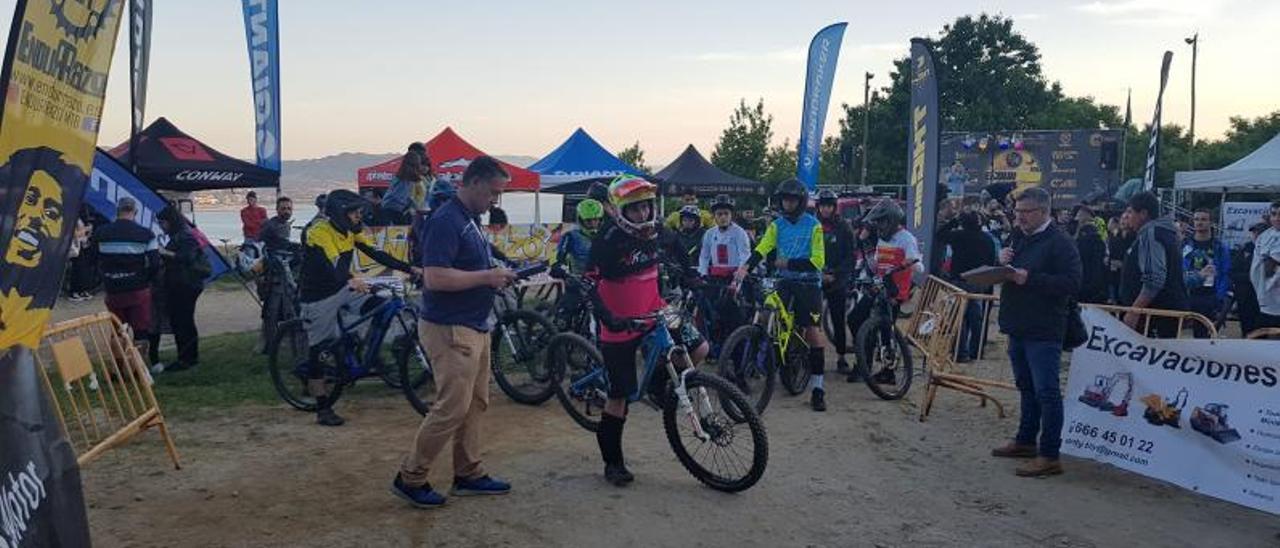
[547,294,768,492]
[258,248,300,355]
[848,262,916,401]
[716,275,810,414]
[269,277,433,412]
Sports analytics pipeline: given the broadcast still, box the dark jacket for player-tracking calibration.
[999,222,1082,342]
[1076,223,1109,303]
[819,216,856,286]
[162,226,212,290]
[937,218,997,280]
[95,218,159,293]
[260,215,300,255]
[1120,217,1188,312]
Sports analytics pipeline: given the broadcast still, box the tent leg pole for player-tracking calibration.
[535,191,541,225]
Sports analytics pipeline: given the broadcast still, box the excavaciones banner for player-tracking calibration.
[1063,307,1280,515]
[796,22,846,191]
[904,38,939,276]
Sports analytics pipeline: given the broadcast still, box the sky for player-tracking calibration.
[2,0,1277,166]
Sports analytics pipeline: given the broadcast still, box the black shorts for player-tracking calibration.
[599,323,704,399]
[779,280,823,327]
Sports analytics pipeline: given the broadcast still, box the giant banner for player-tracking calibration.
[242,0,281,172]
[905,38,939,276]
[1143,51,1173,191]
[0,0,125,545]
[127,0,150,169]
[940,130,1123,206]
[1064,307,1280,515]
[796,22,846,191]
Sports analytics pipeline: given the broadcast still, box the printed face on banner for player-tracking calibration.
[6,172,64,268]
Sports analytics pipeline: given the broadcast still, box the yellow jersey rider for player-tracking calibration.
[300,189,420,426]
[735,178,830,412]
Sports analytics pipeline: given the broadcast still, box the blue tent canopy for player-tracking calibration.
[529,128,639,189]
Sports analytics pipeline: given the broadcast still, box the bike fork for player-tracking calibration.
[667,347,712,442]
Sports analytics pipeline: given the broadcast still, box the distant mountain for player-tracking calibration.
[278,152,538,194]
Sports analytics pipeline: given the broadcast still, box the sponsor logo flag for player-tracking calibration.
[242,0,281,173]
[796,22,846,191]
[0,1,125,545]
[128,0,151,169]
[1143,51,1173,191]
[905,38,940,276]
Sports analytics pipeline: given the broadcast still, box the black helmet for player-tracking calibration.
[587,181,610,204]
[324,189,368,234]
[864,198,904,228]
[817,189,838,206]
[710,194,734,212]
[314,193,328,209]
[774,178,807,199]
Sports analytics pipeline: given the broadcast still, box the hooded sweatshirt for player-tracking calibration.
[1119,216,1188,312]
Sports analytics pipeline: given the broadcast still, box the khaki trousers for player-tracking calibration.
[399,321,491,486]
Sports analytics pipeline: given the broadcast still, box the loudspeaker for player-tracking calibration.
[1100,141,1119,170]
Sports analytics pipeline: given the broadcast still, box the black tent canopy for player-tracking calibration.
[655,145,766,196]
[110,117,279,191]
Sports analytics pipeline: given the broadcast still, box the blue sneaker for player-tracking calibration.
[451,475,511,496]
[390,476,446,509]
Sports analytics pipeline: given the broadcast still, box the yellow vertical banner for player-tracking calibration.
[0,0,125,349]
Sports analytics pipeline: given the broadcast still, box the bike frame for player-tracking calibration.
[333,285,417,379]
[567,309,717,441]
[752,278,804,363]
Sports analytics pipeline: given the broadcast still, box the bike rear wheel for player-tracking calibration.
[662,370,769,492]
[779,332,810,396]
[717,324,776,414]
[397,324,437,416]
[856,317,914,400]
[492,309,557,405]
[378,307,427,389]
[548,333,608,432]
[268,320,345,411]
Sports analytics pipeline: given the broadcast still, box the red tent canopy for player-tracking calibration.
[357,127,539,191]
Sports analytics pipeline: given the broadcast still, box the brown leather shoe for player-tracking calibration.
[1015,457,1063,477]
[990,442,1037,458]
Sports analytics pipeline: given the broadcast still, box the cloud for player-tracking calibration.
[1074,0,1226,26]
[684,47,805,63]
[683,42,906,63]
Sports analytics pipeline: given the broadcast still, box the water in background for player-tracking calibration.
[192,192,563,244]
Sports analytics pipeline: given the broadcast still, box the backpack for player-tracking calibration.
[382,177,416,215]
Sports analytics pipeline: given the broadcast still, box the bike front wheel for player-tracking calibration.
[491,309,557,405]
[717,324,776,414]
[268,320,344,411]
[662,371,769,492]
[548,333,608,432]
[855,317,914,400]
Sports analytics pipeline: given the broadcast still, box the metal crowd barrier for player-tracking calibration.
[33,312,181,468]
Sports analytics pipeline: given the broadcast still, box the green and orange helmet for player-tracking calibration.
[608,174,659,239]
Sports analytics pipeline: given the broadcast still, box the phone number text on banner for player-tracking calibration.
[1063,307,1280,515]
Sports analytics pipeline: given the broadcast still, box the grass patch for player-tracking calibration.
[151,331,278,416]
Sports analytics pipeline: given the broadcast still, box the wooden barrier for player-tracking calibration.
[33,312,181,469]
[1245,327,1280,340]
[907,276,1217,423]
[907,276,1008,422]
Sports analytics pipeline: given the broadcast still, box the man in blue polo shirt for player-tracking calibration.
[392,156,518,509]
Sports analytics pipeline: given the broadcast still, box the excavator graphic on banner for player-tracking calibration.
[1190,403,1242,444]
[1078,373,1133,416]
[1141,388,1188,428]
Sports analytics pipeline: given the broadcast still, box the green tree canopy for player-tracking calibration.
[616,141,651,175]
[711,99,774,182]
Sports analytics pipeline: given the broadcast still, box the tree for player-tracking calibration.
[829,14,1140,190]
[711,98,773,181]
[616,141,651,175]
[761,138,797,191]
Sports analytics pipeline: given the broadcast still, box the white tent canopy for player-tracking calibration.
[1174,132,1280,193]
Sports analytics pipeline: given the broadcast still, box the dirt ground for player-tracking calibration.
[57,287,1277,546]
[82,353,1279,547]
